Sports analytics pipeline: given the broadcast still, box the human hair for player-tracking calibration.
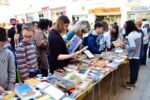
[10,18,16,26]
[48,20,53,28]
[125,20,139,36]
[134,19,142,28]
[22,23,34,33]
[32,21,39,25]
[38,19,49,30]
[0,27,7,41]
[71,20,91,33]
[16,23,22,34]
[54,15,70,33]
[94,22,104,30]
[101,20,108,31]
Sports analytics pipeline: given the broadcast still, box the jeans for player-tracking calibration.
[140,43,148,65]
[129,59,140,84]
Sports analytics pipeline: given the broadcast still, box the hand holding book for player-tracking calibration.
[71,46,88,58]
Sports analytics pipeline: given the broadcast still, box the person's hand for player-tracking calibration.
[123,40,128,44]
[0,86,4,93]
[70,52,79,58]
[8,83,15,90]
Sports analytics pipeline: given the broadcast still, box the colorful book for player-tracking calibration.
[83,50,95,58]
[56,79,75,90]
[14,83,42,100]
[24,78,40,87]
[68,35,82,53]
[63,72,82,85]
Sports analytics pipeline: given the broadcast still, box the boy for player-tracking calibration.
[16,23,38,80]
[0,27,16,90]
[87,22,105,54]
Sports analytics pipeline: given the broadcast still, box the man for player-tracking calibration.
[0,27,16,90]
[7,18,17,52]
[16,23,38,81]
[87,22,105,54]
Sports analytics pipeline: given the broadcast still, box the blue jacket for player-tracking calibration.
[88,34,100,54]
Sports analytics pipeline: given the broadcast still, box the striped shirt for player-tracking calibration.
[15,40,38,80]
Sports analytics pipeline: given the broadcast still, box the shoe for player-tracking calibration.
[126,82,136,87]
[123,82,134,90]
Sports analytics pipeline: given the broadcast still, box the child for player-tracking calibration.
[0,27,16,90]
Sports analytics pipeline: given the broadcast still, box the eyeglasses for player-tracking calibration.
[24,35,33,38]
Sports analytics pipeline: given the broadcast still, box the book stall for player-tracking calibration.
[0,40,130,100]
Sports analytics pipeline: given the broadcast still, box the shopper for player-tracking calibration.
[67,20,91,41]
[48,15,82,74]
[124,20,142,89]
[16,23,38,81]
[7,18,17,52]
[33,19,49,77]
[135,20,149,65]
[0,27,16,90]
[87,22,105,54]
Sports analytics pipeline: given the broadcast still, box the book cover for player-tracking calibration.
[15,83,35,96]
[68,35,82,54]
[83,50,95,58]
[63,72,82,85]
[24,78,40,87]
[36,82,51,90]
[44,85,65,100]
[56,79,75,90]
[47,76,60,84]
[14,83,42,100]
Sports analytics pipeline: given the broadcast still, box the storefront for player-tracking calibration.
[89,7,121,23]
[50,7,66,21]
[41,6,50,19]
[128,5,150,20]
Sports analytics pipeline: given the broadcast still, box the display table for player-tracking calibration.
[1,49,130,100]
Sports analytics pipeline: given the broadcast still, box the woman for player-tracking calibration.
[124,20,142,89]
[48,15,81,74]
[33,19,49,77]
[66,20,91,41]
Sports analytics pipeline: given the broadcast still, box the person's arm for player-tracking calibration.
[8,51,16,90]
[88,36,100,54]
[0,86,4,93]
[49,37,80,61]
[15,45,29,80]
